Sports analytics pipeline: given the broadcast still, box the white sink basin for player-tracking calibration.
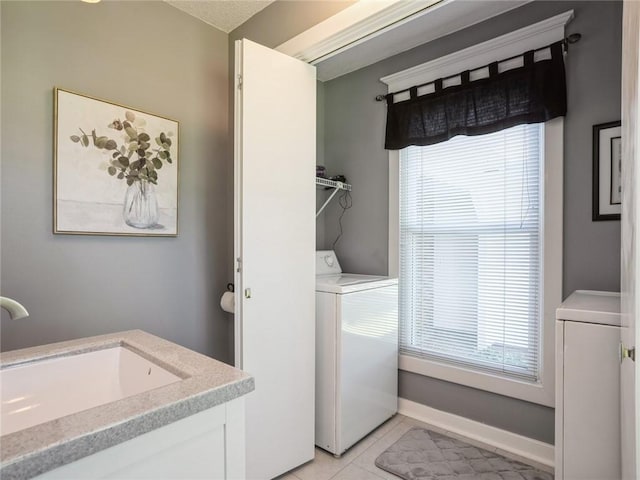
[1,345,180,436]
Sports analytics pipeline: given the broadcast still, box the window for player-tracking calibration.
[384,13,568,406]
[399,124,543,383]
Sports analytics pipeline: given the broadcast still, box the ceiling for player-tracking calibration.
[165,0,276,33]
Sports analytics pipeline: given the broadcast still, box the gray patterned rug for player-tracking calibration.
[375,427,553,480]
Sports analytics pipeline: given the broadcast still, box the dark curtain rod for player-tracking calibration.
[375,33,582,102]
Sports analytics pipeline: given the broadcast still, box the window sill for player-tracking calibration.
[399,353,554,407]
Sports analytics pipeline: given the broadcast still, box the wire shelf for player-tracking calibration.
[315,177,352,191]
[315,177,352,218]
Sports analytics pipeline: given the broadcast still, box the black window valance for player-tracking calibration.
[384,41,567,150]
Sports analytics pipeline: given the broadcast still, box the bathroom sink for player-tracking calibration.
[1,345,181,436]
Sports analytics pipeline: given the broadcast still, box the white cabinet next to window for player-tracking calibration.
[555,290,621,480]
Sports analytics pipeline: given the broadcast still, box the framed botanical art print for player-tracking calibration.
[592,121,621,221]
[54,88,179,236]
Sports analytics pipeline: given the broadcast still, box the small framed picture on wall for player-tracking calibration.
[592,121,622,221]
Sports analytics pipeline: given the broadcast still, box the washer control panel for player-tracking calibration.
[316,250,342,275]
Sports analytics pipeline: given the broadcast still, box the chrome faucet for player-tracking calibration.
[0,296,29,320]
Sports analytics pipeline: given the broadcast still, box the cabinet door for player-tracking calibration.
[35,406,228,479]
[234,39,316,480]
[564,321,621,479]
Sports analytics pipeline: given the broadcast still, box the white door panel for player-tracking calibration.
[621,3,639,478]
[234,39,316,480]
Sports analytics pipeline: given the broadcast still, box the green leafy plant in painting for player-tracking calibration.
[70,110,175,229]
[70,110,174,187]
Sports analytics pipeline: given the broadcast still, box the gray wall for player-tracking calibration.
[321,0,622,444]
[229,1,355,50]
[400,372,556,443]
[1,1,232,361]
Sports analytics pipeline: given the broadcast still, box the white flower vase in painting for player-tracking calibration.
[123,179,159,228]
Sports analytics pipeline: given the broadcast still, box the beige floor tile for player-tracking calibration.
[329,464,386,480]
[352,421,416,478]
[356,461,402,480]
[292,449,349,480]
[370,414,405,439]
[293,434,379,480]
[274,473,301,480]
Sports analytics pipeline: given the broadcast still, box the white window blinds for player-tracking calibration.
[399,123,543,382]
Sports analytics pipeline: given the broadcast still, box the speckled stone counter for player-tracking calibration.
[0,330,254,480]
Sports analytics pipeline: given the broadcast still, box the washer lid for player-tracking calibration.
[556,290,621,326]
[316,274,398,294]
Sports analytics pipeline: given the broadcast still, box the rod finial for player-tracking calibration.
[566,33,582,44]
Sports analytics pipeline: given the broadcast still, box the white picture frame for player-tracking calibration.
[54,88,179,236]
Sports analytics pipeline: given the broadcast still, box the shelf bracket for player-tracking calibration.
[315,177,352,218]
[316,188,341,218]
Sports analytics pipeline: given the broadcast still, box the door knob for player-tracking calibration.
[245,288,252,299]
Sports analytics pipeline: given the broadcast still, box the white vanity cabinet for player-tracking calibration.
[555,290,621,480]
[0,331,253,480]
[35,398,245,480]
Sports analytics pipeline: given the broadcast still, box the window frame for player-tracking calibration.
[384,13,571,407]
[389,119,562,407]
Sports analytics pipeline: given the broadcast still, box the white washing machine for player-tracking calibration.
[315,250,398,456]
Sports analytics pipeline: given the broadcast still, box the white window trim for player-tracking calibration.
[386,12,570,408]
[380,10,574,92]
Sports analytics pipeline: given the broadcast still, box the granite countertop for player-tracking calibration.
[0,330,254,480]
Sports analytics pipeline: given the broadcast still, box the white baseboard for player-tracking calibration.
[398,398,555,470]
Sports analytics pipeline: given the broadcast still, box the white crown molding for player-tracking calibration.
[277,1,537,82]
[276,0,442,64]
[399,398,555,471]
[381,10,574,92]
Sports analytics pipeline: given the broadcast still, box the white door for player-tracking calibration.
[621,3,640,478]
[234,39,316,480]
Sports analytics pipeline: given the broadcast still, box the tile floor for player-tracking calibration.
[276,414,553,480]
